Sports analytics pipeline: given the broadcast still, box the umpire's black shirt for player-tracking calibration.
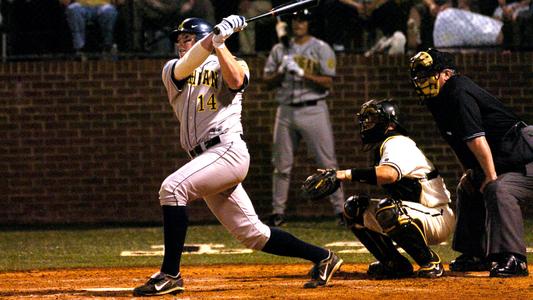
[425,75,522,174]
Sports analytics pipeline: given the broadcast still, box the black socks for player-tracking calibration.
[262,227,329,264]
[160,205,188,276]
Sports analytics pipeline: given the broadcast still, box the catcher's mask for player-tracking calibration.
[170,18,213,43]
[357,99,407,147]
[409,49,456,101]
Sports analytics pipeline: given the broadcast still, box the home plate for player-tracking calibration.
[82,287,133,292]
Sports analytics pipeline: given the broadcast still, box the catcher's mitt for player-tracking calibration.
[301,169,340,200]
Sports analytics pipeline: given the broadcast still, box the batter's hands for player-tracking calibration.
[213,15,247,48]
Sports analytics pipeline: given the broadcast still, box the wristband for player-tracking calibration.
[350,167,377,185]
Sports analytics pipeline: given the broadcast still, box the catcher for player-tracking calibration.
[302,99,455,278]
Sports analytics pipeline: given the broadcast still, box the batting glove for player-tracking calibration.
[213,15,247,48]
[277,54,291,74]
[286,57,304,77]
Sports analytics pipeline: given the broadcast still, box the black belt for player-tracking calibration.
[188,134,244,158]
[188,136,221,158]
[288,100,320,107]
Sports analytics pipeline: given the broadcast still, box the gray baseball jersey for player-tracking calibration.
[264,37,336,104]
[162,54,248,152]
[159,54,271,250]
[264,37,344,216]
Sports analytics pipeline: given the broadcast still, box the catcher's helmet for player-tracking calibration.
[409,48,456,100]
[170,18,213,42]
[357,99,408,145]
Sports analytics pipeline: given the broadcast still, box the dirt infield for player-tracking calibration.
[0,264,531,299]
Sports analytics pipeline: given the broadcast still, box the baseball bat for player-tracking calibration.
[213,0,319,34]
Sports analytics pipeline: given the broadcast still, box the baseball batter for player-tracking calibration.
[132,16,343,296]
[335,99,454,278]
[263,9,345,227]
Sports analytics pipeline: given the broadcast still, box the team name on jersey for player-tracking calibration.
[294,55,318,75]
[187,69,219,89]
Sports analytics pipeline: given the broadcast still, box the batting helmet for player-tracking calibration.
[170,18,213,42]
[357,99,408,145]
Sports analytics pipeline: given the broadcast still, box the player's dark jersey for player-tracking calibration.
[425,75,523,173]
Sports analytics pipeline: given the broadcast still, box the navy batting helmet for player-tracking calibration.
[170,18,213,42]
[357,99,408,145]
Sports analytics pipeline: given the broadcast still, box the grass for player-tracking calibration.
[0,219,532,272]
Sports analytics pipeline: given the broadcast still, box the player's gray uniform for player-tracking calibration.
[264,37,344,215]
[362,135,455,244]
[160,54,270,250]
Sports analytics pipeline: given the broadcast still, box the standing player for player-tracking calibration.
[263,10,345,227]
[409,48,532,277]
[331,99,454,278]
[132,16,343,296]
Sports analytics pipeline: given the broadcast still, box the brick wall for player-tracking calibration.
[1,52,532,225]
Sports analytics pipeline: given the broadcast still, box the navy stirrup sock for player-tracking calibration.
[160,205,188,276]
[262,227,329,263]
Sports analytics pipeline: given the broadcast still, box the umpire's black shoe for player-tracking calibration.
[449,254,491,272]
[489,254,529,278]
[367,258,414,279]
[133,271,184,296]
[304,251,343,288]
[267,213,286,227]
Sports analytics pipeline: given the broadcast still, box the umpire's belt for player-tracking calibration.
[188,134,244,158]
[288,99,322,107]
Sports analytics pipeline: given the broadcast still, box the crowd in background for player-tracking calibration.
[1,0,532,60]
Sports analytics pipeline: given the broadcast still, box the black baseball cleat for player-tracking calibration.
[367,258,414,279]
[417,250,444,278]
[489,254,529,277]
[267,213,286,227]
[304,251,343,288]
[133,271,184,296]
[449,254,491,272]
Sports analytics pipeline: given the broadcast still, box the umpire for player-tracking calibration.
[409,49,533,277]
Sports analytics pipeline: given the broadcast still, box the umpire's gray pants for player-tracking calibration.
[453,170,533,257]
[271,101,344,215]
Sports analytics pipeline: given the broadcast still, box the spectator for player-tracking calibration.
[493,0,530,20]
[433,7,504,48]
[494,0,532,50]
[320,0,366,52]
[263,10,345,227]
[132,0,214,54]
[407,0,451,54]
[237,0,272,54]
[363,0,413,56]
[60,0,124,56]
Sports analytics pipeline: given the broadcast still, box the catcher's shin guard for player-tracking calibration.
[351,227,413,278]
[375,198,439,269]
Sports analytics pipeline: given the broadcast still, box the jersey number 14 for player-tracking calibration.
[197,94,217,111]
